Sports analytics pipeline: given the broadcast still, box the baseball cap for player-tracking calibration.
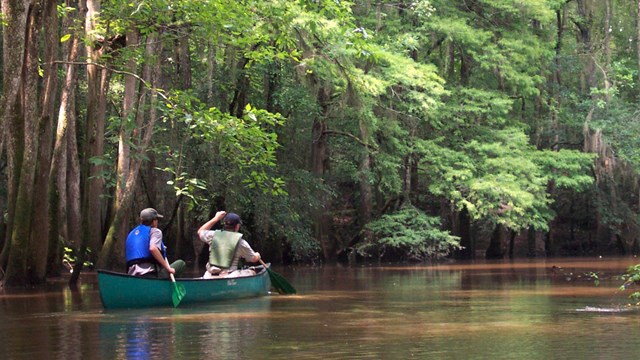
[140,208,163,221]
[223,212,242,226]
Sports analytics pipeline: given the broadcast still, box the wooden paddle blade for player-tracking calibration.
[172,282,186,307]
[267,268,296,295]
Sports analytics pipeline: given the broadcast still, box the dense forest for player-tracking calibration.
[1,0,639,286]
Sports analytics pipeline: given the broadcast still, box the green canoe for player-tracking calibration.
[97,266,271,309]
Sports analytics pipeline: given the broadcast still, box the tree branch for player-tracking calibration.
[322,129,378,150]
[52,60,171,103]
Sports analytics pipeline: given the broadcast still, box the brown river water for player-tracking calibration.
[2,257,640,359]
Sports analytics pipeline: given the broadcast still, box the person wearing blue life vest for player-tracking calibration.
[125,208,185,278]
[197,211,261,279]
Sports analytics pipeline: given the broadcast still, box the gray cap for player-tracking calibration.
[140,208,163,222]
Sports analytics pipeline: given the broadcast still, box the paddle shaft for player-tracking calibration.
[164,255,186,307]
[165,256,176,282]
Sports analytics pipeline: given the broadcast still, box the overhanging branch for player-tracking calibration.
[52,60,171,103]
[322,129,378,150]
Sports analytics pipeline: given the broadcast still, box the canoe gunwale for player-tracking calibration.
[96,265,269,282]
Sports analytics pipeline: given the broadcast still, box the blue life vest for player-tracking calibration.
[125,225,165,268]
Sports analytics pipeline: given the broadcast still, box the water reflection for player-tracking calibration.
[99,316,156,359]
[2,258,640,359]
[93,299,273,359]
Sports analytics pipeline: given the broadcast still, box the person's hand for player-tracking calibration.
[254,252,261,262]
[167,267,176,274]
[215,210,227,220]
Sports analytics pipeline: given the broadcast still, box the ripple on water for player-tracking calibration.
[575,306,636,313]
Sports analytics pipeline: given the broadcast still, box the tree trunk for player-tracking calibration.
[71,0,112,284]
[508,230,516,259]
[637,0,640,92]
[175,30,191,90]
[527,226,536,258]
[4,0,44,285]
[447,42,455,81]
[66,117,83,275]
[30,0,58,278]
[603,0,612,103]
[555,9,564,86]
[206,40,217,104]
[0,140,5,256]
[48,1,83,276]
[82,0,109,264]
[575,0,596,95]
[544,225,556,257]
[485,224,504,259]
[109,28,140,269]
[229,56,251,118]
[460,50,471,86]
[265,61,278,113]
[456,207,473,259]
[401,154,413,206]
[311,86,334,262]
[358,117,373,244]
[0,0,29,274]
[96,32,163,270]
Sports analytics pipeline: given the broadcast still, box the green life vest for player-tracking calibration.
[208,230,243,269]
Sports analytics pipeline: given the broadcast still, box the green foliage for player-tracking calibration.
[591,104,640,172]
[241,170,323,262]
[63,246,93,270]
[87,153,117,195]
[420,127,578,232]
[619,264,640,303]
[373,49,448,115]
[584,271,600,287]
[358,206,461,261]
[162,92,286,195]
[426,0,554,95]
[532,149,595,191]
[159,166,208,206]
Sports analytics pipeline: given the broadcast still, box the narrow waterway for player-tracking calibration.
[2,257,640,359]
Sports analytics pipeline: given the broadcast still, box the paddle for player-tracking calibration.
[169,272,186,307]
[163,254,186,307]
[259,259,296,295]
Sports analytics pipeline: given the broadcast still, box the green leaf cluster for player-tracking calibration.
[359,206,461,261]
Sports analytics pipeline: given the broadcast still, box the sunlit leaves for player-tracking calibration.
[533,149,595,191]
[359,206,461,260]
[420,128,563,232]
[162,169,208,205]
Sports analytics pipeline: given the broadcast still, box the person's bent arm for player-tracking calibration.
[150,246,174,274]
[249,252,261,263]
[197,210,227,240]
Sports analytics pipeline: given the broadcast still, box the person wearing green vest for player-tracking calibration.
[197,211,261,279]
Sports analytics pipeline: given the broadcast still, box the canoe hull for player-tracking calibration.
[97,268,271,309]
